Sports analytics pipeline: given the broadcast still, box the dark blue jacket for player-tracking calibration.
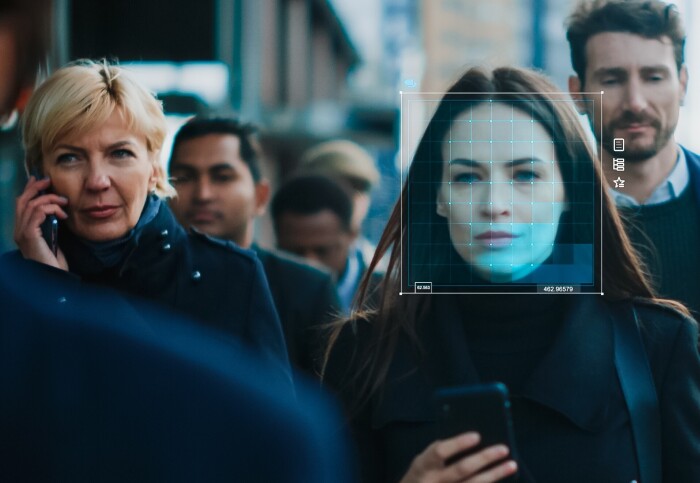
[253,245,340,376]
[682,145,700,204]
[5,201,292,384]
[0,253,354,482]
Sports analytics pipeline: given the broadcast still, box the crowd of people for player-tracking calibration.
[1,0,699,482]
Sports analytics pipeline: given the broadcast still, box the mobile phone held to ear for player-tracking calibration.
[31,169,59,257]
[435,382,519,480]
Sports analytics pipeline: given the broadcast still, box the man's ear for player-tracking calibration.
[679,64,689,106]
[254,179,271,216]
[568,76,589,115]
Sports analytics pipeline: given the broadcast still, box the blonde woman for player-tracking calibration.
[10,60,291,382]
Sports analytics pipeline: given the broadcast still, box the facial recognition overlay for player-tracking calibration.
[400,91,604,294]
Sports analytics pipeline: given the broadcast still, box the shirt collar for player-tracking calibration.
[336,246,362,313]
[610,146,689,207]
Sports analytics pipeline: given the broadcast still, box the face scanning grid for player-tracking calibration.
[401,93,600,294]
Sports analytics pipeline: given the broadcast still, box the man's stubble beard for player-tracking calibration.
[586,108,676,163]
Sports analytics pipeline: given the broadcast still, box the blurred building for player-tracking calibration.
[0,0,398,249]
[420,0,529,94]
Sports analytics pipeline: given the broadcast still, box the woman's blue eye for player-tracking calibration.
[453,173,479,184]
[514,170,539,182]
[56,153,78,164]
[112,149,135,158]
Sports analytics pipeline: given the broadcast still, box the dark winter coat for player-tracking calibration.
[4,201,291,384]
[253,245,340,376]
[324,296,700,483]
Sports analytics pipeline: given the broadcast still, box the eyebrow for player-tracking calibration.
[449,157,546,167]
[169,162,237,173]
[592,65,671,78]
[54,140,137,154]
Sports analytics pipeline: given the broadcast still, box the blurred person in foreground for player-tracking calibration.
[0,0,49,124]
[0,10,355,481]
[323,66,700,483]
[567,0,700,316]
[298,140,384,271]
[271,175,382,313]
[169,116,341,376]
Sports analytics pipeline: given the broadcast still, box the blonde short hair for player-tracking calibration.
[299,140,380,193]
[21,59,175,197]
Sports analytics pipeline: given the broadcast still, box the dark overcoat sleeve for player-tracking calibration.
[323,320,385,483]
[300,273,341,375]
[657,316,700,481]
[245,256,294,390]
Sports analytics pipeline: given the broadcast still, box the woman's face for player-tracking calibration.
[42,110,157,242]
[436,103,567,282]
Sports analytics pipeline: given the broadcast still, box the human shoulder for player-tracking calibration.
[681,145,700,170]
[630,298,698,356]
[632,298,695,329]
[187,227,259,269]
[254,246,335,286]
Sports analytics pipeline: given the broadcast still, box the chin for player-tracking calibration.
[75,226,131,242]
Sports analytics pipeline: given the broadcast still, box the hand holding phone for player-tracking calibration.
[13,174,69,270]
[398,383,519,483]
[434,382,519,481]
[31,170,59,257]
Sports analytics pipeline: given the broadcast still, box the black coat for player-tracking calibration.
[0,252,354,482]
[324,296,700,483]
[253,245,340,376]
[5,202,291,383]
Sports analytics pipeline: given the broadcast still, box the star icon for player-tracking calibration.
[613,177,625,188]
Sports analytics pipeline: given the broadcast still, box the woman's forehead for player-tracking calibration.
[49,109,146,149]
[444,103,556,163]
[446,103,551,142]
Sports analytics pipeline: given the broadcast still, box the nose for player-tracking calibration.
[478,181,512,221]
[623,77,648,114]
[85,162,111,191]
[193,177,213,202]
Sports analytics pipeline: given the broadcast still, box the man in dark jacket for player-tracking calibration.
[271,175,383,314]
[567,0,700,315]
[169,117,341,376]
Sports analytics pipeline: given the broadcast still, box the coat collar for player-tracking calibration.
[61,201,187,280]
[372,296,616,432]
[681,145,700,207]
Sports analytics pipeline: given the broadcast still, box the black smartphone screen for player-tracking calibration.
[31,170,59,256]
[434,382,519,479]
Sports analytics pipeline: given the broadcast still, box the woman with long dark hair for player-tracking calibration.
[323,67,700,483]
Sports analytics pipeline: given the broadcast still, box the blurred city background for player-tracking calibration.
[1,0,697,252]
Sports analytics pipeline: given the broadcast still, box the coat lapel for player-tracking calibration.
[521,296,615,431]
[370,296,617,432]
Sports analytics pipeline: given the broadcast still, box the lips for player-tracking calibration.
[618,123,652,134]
[83,205,120,219]
[474,231,520,248]
[189,210,220,223]
[612,114,660,134]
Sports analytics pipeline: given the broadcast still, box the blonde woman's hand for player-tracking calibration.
[399,432,517,483]
[14,176,69,270]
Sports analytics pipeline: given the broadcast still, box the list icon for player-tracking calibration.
[613,138,624,152]
[613,158,625,171]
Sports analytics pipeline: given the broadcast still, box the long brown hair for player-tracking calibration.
[323,66,686,412]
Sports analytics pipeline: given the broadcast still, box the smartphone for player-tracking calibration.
[435,382,519,479]
[31,169,59,257]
